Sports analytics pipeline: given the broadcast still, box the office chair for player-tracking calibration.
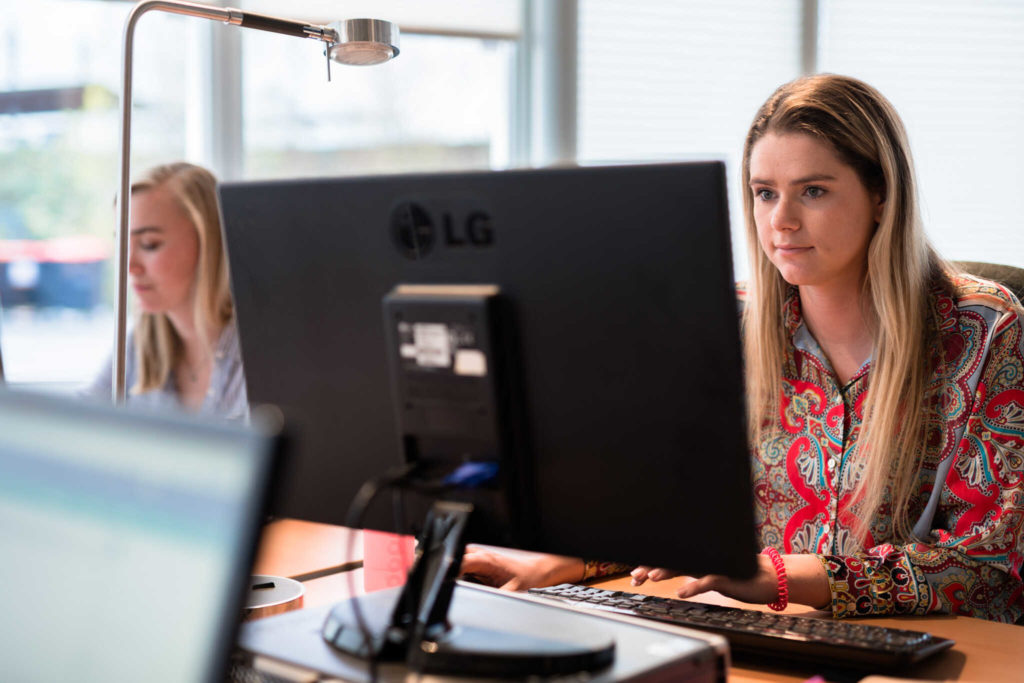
[954,261,1024,304]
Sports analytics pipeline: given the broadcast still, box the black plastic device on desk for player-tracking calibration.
[529,584,956,670]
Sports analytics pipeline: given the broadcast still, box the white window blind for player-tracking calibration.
[577,0,803,279]
[819,0,1024,268]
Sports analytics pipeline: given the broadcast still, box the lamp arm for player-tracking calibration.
[113,0,344,403]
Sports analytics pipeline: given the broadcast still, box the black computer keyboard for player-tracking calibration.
[528,584,955,670]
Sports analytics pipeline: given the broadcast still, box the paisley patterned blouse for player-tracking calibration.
[755,275,1023,623]
[585,274,1024,623]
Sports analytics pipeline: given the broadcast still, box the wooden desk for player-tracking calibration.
[252,518,362,581]
[251,523,1024,682]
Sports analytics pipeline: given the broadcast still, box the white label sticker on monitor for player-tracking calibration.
[413,323,451,368]
[454,349,487,376]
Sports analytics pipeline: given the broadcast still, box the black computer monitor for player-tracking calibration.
[219,162,758,675]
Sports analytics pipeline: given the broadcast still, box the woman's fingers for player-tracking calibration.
[630,566,652,586]
[676,574,720,599]
[631,566,681,586]
[500,577,524,592]
[648,568,678,581]
[673,558,781,603]
[460,549,510,587]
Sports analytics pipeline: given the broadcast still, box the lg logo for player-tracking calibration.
[391,201,494,260]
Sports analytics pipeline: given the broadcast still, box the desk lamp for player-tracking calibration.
[113,0,400,401]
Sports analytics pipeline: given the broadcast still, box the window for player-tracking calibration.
[0,1,188,388]
[9,1,1020,392]
[577,0,804,279]
[0,0,520,390]
[819,0,1024,267]
[578,1,1024,275]
[242,32,515,179]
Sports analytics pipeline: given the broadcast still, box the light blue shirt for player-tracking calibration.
[84,323,249,421]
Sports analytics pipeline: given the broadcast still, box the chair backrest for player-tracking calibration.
[954,261,1024,304]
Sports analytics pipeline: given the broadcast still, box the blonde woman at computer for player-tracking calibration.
[85,162,248,420]
[463,74,1024,623]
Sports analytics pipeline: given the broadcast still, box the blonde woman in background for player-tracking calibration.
[462,74,1024,623]
[86,162,248,420]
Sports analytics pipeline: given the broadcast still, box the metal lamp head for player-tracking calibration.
[327,18,400,66]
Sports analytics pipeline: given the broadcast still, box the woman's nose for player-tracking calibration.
[128,249,143,275]
[771,197,799,231]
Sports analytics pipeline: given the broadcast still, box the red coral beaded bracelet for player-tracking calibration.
[761,547,789,612]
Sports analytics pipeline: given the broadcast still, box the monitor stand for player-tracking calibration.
[321,501,615,676]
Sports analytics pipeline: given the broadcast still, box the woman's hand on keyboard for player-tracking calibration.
[631,554,831,609]
[671,553,780,604]
[460,547,585,591]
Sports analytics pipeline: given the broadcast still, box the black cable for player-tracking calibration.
[391,482,421,582]
[341,463,417,683]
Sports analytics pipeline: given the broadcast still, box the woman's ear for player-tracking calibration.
[873,192,885,224]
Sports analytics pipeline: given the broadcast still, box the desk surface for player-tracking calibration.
[252,519,362,581]
[252,521,1023,682]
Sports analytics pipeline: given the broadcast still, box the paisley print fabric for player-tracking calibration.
[582,559,631,582]
[755,276,1024,622]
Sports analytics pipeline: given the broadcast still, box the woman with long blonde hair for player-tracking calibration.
[462,75,1024,623]
[86,162,248,420]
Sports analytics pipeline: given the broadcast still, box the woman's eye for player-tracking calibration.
[140,242,162,251]
[754,188,774,201]
[805,186,826,199]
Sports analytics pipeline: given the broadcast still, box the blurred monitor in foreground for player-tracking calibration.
[0,390,282,683]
